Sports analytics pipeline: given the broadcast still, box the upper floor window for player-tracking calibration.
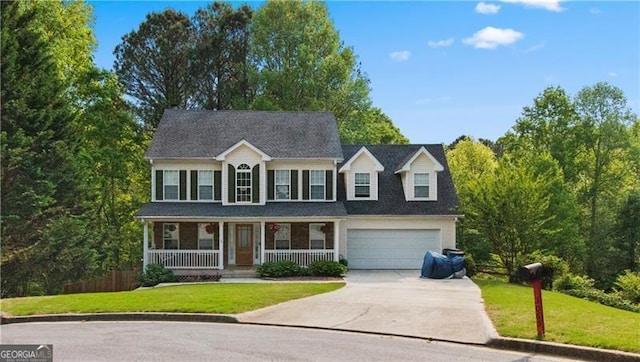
[163,223,179,249]
[274,224,291,249]
[198,170,213,200]
[354,173,370,198]
[164,170,179,200]
[414,173,429,198]
[236,164,251,202]
[275,170,290,200]
[310,170,325,200]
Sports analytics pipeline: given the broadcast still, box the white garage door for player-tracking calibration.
[347,229,440,269]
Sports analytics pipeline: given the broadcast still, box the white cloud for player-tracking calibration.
[523,42,545,53]
[590,7,601,14]
[463,27,524,49]
[427,38,455,48]
[608,71,617,77]
[501,0,565,12]
[389,51,411,61]
[476,2,501,14]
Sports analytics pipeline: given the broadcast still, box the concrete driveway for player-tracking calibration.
[237,270,497,344]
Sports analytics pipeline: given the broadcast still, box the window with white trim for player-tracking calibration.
[310,170,325,200]
[164,170,179,200]
[309,224,325,249]
[354,173,370,198]
[163,223,179,249]
[236,164,251,202]
[414,173,429,198]
[275,170,290,200]
[198,170,213,200]
[274,224,291,250]
[197,223,214,249]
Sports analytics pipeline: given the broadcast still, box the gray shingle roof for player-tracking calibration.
[145,110,344,160]
[135,202,348,219]
[338,144,459,216]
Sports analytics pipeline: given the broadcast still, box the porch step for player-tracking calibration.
[218,269,259,279]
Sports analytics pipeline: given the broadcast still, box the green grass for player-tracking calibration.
[0,283,345,316]
[475,276,640,353]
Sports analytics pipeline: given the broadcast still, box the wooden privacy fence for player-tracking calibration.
[63,268,141,294]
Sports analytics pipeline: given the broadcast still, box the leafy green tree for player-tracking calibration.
[251,0,405,143]
[464,156,555,281]
[114,9,193,128]
[191,2,255,110]
[614,191,640,272]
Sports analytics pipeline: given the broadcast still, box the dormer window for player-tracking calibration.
[354,173,370,198]
[236,164,251,202]
[414,173,429,198]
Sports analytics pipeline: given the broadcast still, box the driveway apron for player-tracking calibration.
[237,270,497,344]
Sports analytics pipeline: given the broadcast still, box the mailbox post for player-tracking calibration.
[518,262,546,338]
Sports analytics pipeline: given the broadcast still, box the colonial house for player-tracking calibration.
[135,110,459,274]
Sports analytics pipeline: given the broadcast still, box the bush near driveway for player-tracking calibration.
[307,260,347,277]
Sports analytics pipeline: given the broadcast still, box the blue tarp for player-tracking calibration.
[421,251,466,279]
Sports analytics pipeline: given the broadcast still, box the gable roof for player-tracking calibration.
[338,146,384,173]
[338,144,458,216]
[146,110,344,160]
[394,146,444,174]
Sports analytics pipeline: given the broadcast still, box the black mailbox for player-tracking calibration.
[519,262,545,282]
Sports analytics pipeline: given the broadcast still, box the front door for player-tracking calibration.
[235,224,253,266]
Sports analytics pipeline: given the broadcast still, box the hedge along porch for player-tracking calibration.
[141,219,341,275]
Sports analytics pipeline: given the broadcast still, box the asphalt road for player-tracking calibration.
[0,322,578,362]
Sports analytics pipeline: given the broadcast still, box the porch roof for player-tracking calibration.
[135,202,348,219]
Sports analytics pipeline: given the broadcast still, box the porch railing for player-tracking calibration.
[148,250,220,270]
[264,250,334,267]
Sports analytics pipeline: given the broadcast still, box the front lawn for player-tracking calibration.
[0,283,345,316]
[475,276,640,353]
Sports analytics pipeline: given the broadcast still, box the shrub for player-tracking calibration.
[139,264,177,287]
[520,251,569,290]
[553,273,595,292]
[257,261,301,278]
[464,254,477,277]
[614,270,640,305]
[307,260,347,277]
[564,287,640,313]
[339,255,349,268]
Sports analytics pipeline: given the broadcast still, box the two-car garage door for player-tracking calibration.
[347,229,441,269]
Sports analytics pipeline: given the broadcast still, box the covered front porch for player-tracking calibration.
[141,220,341,274]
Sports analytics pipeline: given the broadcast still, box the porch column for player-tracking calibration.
[143,220,149,269]
[260,221,266,264]
[219,221,225,270]
[333,220,340,262]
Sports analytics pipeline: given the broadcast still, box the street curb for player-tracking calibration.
[488,337,640,362]
[0,313,238,325]
[3,314,639,361]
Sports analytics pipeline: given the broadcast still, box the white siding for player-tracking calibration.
[345,153,379,201]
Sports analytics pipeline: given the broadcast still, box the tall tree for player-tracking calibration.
[191,2,254,110]
[251,0,405,143]
[1,1,84,296]
[614,191,640,273]
[114,9,193,128]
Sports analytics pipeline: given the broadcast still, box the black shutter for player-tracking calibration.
[252,164,260,203]
[291,170,298,200]
[325,170,333,200]
[267,170,274,200]
[214,171,222,201]
[228,164,235,203]
[155,170,163,200]
[190,170,198,200]
[179,170,187,200]
[302,170,309,200]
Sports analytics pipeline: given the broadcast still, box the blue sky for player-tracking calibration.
[90,1,639,144]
